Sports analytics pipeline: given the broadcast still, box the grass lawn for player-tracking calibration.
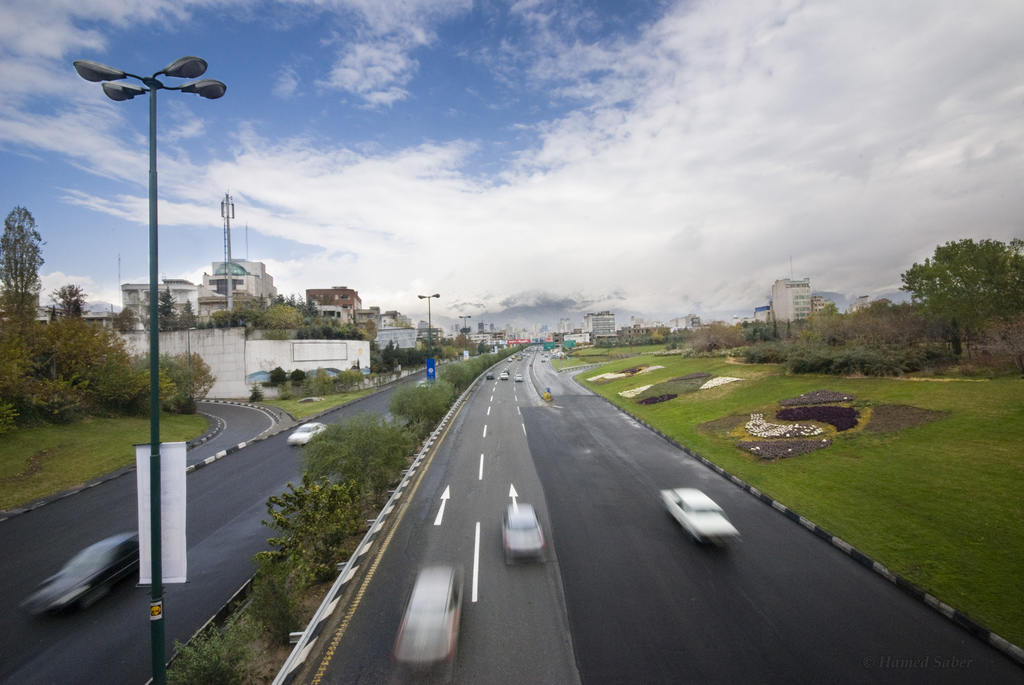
[260,388,375,419]
[580,355,1024,647]
[0,413,208,511]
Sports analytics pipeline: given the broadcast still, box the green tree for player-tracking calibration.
[901,238,1024,354]
[50,284,87,318]
[112,307,139,332]
[389,380,456,440]
[178,299,198,330]
[157,287,178,331]
[0,206,45,335]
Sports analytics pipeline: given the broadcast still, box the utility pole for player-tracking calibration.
[221,193,235,314]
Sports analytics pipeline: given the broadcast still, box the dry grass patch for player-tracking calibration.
[864,405,948,434]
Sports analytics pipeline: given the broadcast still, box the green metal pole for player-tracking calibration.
[147,80,166,685]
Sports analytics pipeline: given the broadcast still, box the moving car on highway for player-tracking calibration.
[500,371,509,380]
[661,488,739,545]
[502,504,546,562]
[393,565,464,668]
[21,532,139,614]
[288,422,326,446]
[514,373,523,382]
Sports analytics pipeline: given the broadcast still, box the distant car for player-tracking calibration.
[502,504,545,562]
[486,372,495,380]
[500,371,509,380]
[288,422,326,446]
[661,488,739,545]
[21,532,139,614]
[514,373,523,382]
[393,565,464,668]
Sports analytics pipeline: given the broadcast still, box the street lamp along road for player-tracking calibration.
[418,294,440,378]
[73,55,225,685]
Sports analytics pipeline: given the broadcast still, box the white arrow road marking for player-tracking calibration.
[479,454,484,480]
[434,485,451,526]
[472,521,481,603]
[509,483,519,513]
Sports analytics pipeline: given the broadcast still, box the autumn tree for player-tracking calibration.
[0,206,45,335]
[51,284,87,317]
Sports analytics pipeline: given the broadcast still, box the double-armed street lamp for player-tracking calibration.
[418,293,440,360]
[73,55,225,685]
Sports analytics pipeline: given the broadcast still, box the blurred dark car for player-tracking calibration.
[486,372,494,379]
[502,504,545,562]
[393,565,464,668]
[21,532,139,614]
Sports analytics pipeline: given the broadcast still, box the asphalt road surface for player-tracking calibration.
[0,383,403,685]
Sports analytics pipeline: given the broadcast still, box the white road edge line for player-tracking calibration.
[472,521,481,603]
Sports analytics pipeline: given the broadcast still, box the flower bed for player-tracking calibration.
[636,365,664,375]
[670,372,712,381]
[777,406,859,431]
[637,393,677,405]
[780,390,856,405]
[588,365,656,383]
[619,385,653,398]
[699,376,742,390]
[745,413,823,438]
[636,377,708,399]
[738,439,832,460]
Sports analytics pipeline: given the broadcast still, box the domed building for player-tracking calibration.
[197,260,278,320]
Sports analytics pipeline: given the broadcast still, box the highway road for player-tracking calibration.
[0,385,399,685]
[300,350,1023,685]
[302,353,579,684]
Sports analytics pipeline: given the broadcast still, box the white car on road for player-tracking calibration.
[661,488,739,544]
[287,422,326,446]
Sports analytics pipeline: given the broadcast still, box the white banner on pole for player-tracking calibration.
[136,442,187,584]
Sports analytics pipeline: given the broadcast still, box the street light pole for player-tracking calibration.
[186,327,197,404]
[74,56,225,685]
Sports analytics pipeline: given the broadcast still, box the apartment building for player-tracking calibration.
[770,278,812,321]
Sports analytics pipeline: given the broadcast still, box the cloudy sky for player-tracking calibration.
[1,0,1022,326]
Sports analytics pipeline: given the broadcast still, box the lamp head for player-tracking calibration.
[180,79,227,99]
[102,81,147,101]
[73,60,126,83]
[161,56,208,79]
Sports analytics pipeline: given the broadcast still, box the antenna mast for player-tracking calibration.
[221,193,235,313]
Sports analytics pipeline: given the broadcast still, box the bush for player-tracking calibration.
[269,367,288,386]
[167,615,259,685]
[259,474,363,585]
[248,558,301,645]
[741,342,788,364]
[290,369,307,383]
[389,381,456,440]
[249,384,264,402]
[303,415,414,503]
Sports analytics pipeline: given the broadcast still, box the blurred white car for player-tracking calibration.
[393,565,463,668]
[500,371,509,380]
[661,488,739,545]
[287,422,326,446]
[502,504,545,562]
[514,373,523,382]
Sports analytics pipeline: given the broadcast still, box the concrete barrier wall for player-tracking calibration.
[119,329,372,399]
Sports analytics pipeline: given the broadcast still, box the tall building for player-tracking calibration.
[305,286,362,323]
[771,278,812,321]
[583,311,616,337]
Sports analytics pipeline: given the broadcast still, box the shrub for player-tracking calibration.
[390,381,456,440]
[303,415,414,503]
[269,367,288,386]
[167,615,259,685]
[777,406,860,431]
[258,474,363,585]
[290,369,307,383]
[248,558,301,645]
[249,384,264,402]
[741,342,788,364]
